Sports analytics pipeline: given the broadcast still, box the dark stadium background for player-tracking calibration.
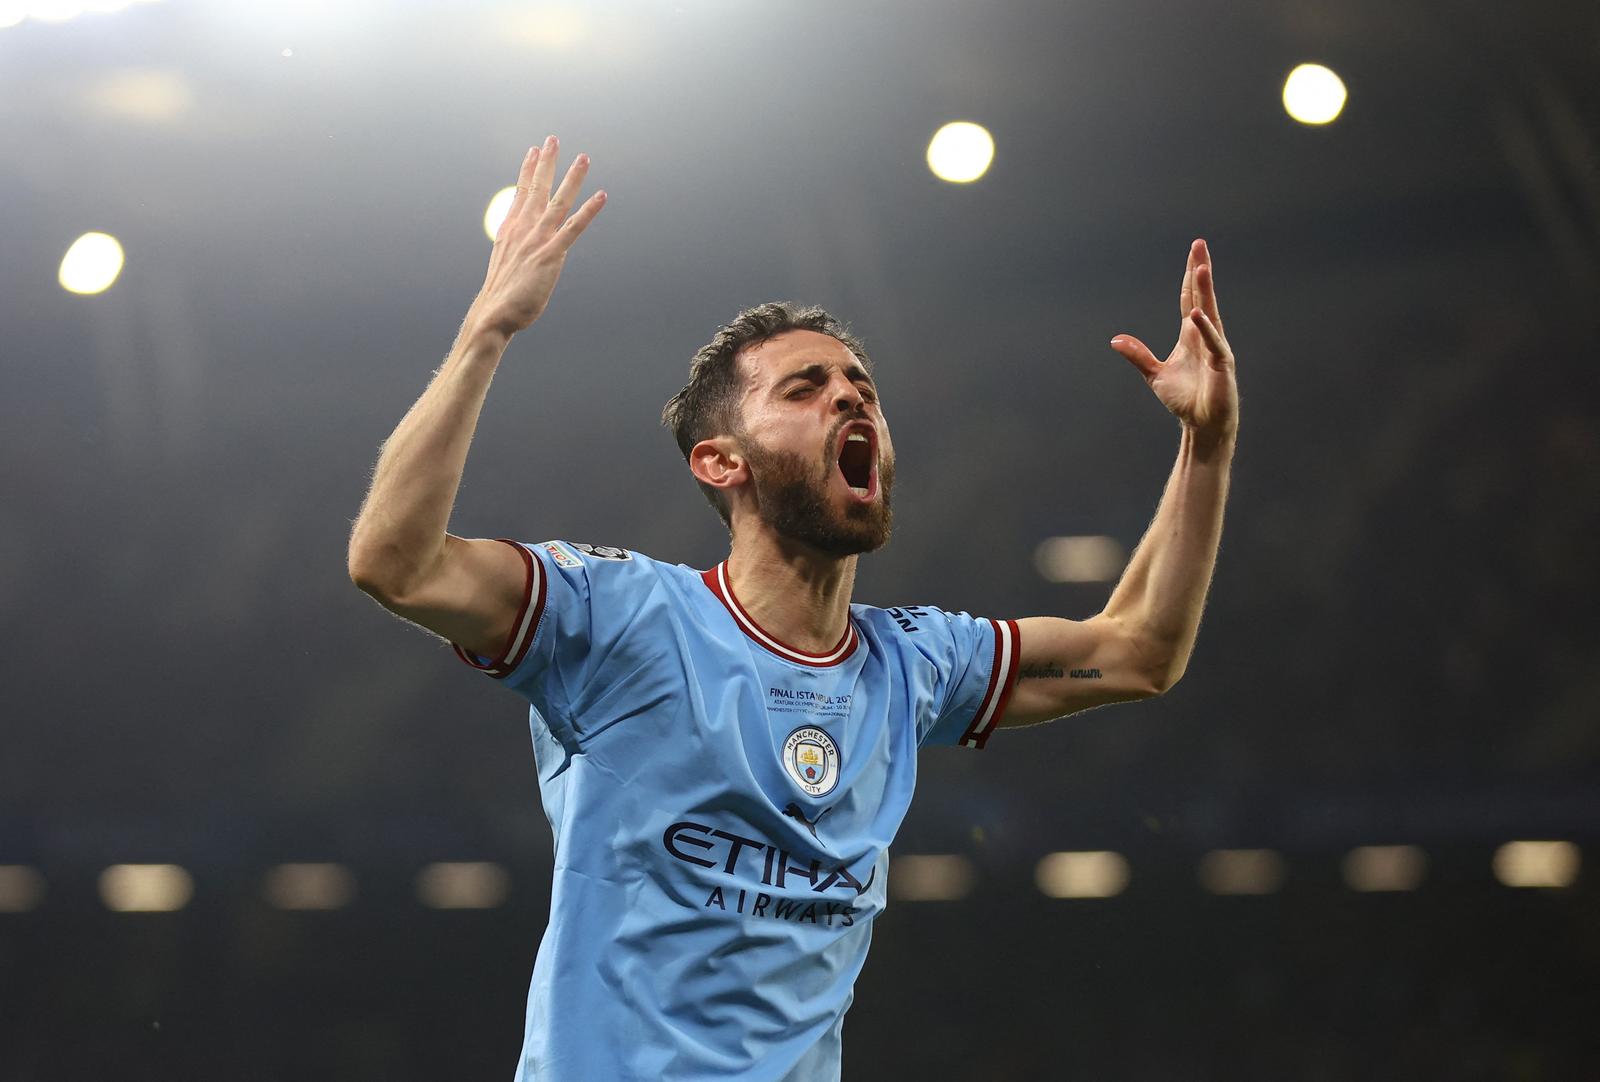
[2,0,1597,1078]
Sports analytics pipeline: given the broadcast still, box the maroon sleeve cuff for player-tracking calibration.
[450,538,545,680]
[958,618,1020,749]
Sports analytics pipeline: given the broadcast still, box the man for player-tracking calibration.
[348,135,1238,1080]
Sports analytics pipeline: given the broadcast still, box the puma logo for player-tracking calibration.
[782,802,833,840]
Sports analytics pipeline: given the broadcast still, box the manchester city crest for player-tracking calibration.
[783,725,840,797]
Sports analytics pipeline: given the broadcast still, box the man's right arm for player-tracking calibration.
[346,135,606,660]
[346,320,527,660]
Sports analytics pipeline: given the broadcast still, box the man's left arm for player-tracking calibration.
[1000,238,1240,728]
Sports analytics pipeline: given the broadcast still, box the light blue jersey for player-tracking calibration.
[452,539,1021,1081]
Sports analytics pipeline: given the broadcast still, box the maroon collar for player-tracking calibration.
[700,561,859,667]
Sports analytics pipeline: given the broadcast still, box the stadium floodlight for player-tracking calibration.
[1034,535,1126,583]
[1282,63,1347,125]
[99,864,194,912]
[0,0,159,30]
[484,186,518,241]
[926,121,995,184]
[1198,849,1285,895]
[1342,845,1427,892]
[1035,850,1129,898]
[889,855,975,901]
[59,231,125,294]
[417,861,510,908]
[0,866,46,912]
[264,863,357,910]
[1493,841,1580,888]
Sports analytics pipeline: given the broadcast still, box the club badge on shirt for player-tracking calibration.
[783,725,840,797]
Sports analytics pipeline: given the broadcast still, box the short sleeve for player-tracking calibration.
[449,539,660,738]
[449,539,546,680]
[917,611,1022,750]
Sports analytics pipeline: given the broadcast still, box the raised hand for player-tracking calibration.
[1110,238,1239,445]
[471,135,608,339]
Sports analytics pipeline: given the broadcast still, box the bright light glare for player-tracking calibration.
[1036,851,1129,898]
[498,3,588,49]
[484,186,518,240]
[26,0,85,20]
[890,855,974,901]
[264,863,356,910]
[99,864,193,912]
[83,68,194,122]
[59,232,126,295]
[1493,841,1580,888]
[1282,63,1347,125]
[1034,535,1125,583]
[417,862,509,909]
[1343,845,1426,892]
[0,0,157,28]
[0,866,47,912]
[926,121,995,184]
[1199,849,1285,895]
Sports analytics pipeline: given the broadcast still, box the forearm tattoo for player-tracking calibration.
[1017,662,1102,680]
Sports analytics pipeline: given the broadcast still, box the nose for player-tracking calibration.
[832,377,865,413]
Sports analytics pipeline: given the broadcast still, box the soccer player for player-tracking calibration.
[348,136,1238,1080]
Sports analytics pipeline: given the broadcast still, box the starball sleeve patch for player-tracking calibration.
[570,542,633,561]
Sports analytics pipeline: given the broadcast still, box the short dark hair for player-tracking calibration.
[662,301,874,528]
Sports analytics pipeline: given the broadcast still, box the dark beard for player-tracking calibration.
[741,429,895,557]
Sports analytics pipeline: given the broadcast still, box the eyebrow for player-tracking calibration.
[775,361,876,390]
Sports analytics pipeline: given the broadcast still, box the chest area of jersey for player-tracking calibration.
[760,676,857,796]
[687,648,897,810]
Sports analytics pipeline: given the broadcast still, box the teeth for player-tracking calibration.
[846,433,867,443]
[849,486,869,496]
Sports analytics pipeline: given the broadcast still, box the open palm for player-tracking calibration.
[473,135,607,339]
[1111,239,1239,442]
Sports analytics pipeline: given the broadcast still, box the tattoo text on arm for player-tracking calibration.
[1018,661,1103,680]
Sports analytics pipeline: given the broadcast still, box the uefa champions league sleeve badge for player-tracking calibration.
[783,725,840,797]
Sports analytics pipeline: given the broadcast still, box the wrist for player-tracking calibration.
[1183,422,1237,460]
[458,302,516,354]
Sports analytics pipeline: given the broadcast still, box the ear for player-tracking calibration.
[689,436,747,494]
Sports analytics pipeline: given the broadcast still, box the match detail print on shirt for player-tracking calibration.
[958,618,1021,750]
[451,538,546,679]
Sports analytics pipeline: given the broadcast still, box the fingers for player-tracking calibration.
[1194,240,1222,330]
[1188,307,1233,366]
[1194,264,1223,331]
[494,146,539,241]
[504,136,554,222]
[1179,238,1199,319]
[1110,334,1162,380]
[502,136,606,247]
[546,152,591,220]
[1179,237,1224,332]
[529,133,558,206]
[554,189,608,250]
[516,144,539,194]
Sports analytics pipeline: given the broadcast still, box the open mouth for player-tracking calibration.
[836,424,877,499]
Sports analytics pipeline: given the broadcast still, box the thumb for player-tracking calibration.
[1110,334,1161,380]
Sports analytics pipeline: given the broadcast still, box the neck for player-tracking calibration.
[725,528,858,654]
